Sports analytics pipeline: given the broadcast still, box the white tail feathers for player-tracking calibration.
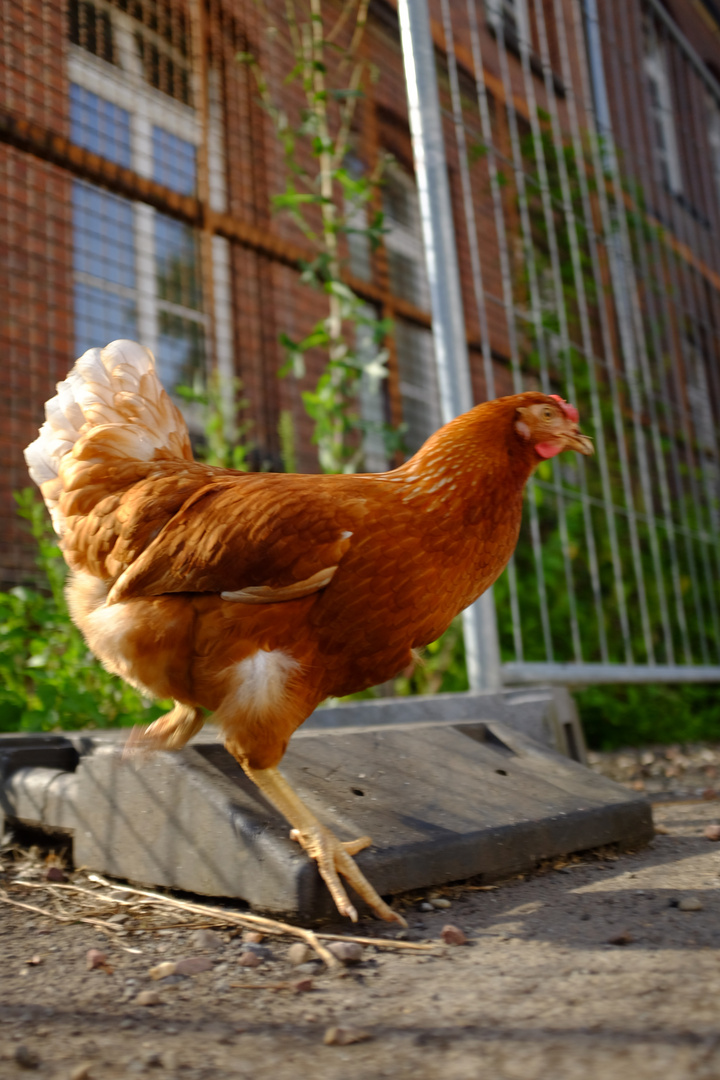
[25,340,193,536]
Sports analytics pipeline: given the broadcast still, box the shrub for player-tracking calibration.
[0,490,168,733]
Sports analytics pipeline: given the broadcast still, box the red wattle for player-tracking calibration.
[535,441,563,459]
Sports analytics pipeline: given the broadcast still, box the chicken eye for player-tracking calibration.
[542,407,553,420]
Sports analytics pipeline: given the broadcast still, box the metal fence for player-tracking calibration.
[3,0,720,695]
[400,0,720,689]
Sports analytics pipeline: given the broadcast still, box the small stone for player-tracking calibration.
[174,956,215,976]
[45,866,67,883]
[323,1026,371,1046]
[705,824,720,841]
[328,941,364,964]
[440,924,467,946]
[293,978,314,993]
[678,897,704,912]
[192,928,222,951]
[86,949,108,971]
[607,932,634,946]
[69,1064,93,1080]
[107,913,128,924]
[287,943,311,967]
[242,930,263,944]
[702,788,718,800]
[419,902,434,912]
[430,898,451,909]
[296,962,319,975]
[141,1051,163,1067]
[135,990,161,1006]
[149,961,177,980]
[237,950,261,968]
[14,1045,40,1070]
[26,954,42,966]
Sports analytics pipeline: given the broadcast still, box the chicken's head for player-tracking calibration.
[514,394,594,460]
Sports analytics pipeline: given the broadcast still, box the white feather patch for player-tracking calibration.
[232,649,301,717]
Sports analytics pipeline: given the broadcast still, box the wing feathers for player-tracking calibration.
[221,566,338,604]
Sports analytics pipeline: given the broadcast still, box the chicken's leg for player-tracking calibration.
[243,764,407,926]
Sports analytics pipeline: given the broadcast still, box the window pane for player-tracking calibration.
[75,281,137,355]
[73,181,136,288]
[70,84,132,167]
[157,311,205,392]
[155,213,202,309]
[394,320,442,457]
[153,127,197,195]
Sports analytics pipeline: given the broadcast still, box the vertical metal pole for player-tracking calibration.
[397,0,501,692]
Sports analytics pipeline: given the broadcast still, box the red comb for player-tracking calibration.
[549,394,579,424]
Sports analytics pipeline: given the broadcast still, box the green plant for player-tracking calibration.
[0,490,169,733]
[176,371,252,471]
[240,0,396,473]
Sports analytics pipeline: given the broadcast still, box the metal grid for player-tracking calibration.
[401,0,720,685]
[3,0,719,691]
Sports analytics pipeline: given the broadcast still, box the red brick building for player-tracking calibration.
[2,0,720,629]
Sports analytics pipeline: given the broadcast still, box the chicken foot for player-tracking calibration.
[243,764,407,927]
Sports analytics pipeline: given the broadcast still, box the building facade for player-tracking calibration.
[2,0,720,675]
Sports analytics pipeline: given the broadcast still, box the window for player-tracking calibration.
[383,163,442,457]
[66,0,233,416]
[486,0,530,48]
[707,94,720,212]
[643,17,683,196]
[346,158,441,467]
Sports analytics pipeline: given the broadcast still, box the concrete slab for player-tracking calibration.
[0,709,652,921]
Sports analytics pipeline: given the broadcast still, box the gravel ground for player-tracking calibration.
[588,742,720,799]
[1,748,720,1080]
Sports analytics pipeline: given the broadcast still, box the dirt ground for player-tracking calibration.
[2,757,720,1080]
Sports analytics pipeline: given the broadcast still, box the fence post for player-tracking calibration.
[397,0,502,692]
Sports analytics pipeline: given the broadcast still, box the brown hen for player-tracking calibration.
[25,340,593,923]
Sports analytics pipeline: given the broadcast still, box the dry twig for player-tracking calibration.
[87,875,339,968]
[0,890,122,932]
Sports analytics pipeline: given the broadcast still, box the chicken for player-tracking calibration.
[25,340,593,924]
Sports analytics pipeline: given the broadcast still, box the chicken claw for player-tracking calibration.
[242,764,407,927]
[289,821,404,925]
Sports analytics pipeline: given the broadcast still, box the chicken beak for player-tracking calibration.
[564,429,594,456]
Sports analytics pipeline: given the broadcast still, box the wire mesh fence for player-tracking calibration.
[2,0,719,691]
[406,0,720,684]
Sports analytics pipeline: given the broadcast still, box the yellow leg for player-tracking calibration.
[244,764,406,927]
[124,702,205,758]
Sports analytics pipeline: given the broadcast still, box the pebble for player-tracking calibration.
[287,943,311,967]
[323,1026,372,1046]
[419,902,434,912]
[430,898,451,909]
[242,930,263,944]
[149,961,177,981]
[440,924,467,946]
[607,932,634,946]
[107,913,128,924]
[293,978,314,993]
[192,928,223,951]
[328,941,364,964]
[45,866,67,883]
[296,961,320,975]
[14,1045,40,1070]
[174,956,215,976]
[69,1064,93,1080]
[705,824,720,841]
[135,990,161,1007]
[86,949,108,971]
[237,950,261,968]
[678,897,704,911]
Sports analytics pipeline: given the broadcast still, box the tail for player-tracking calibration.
[24,340,193,537]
